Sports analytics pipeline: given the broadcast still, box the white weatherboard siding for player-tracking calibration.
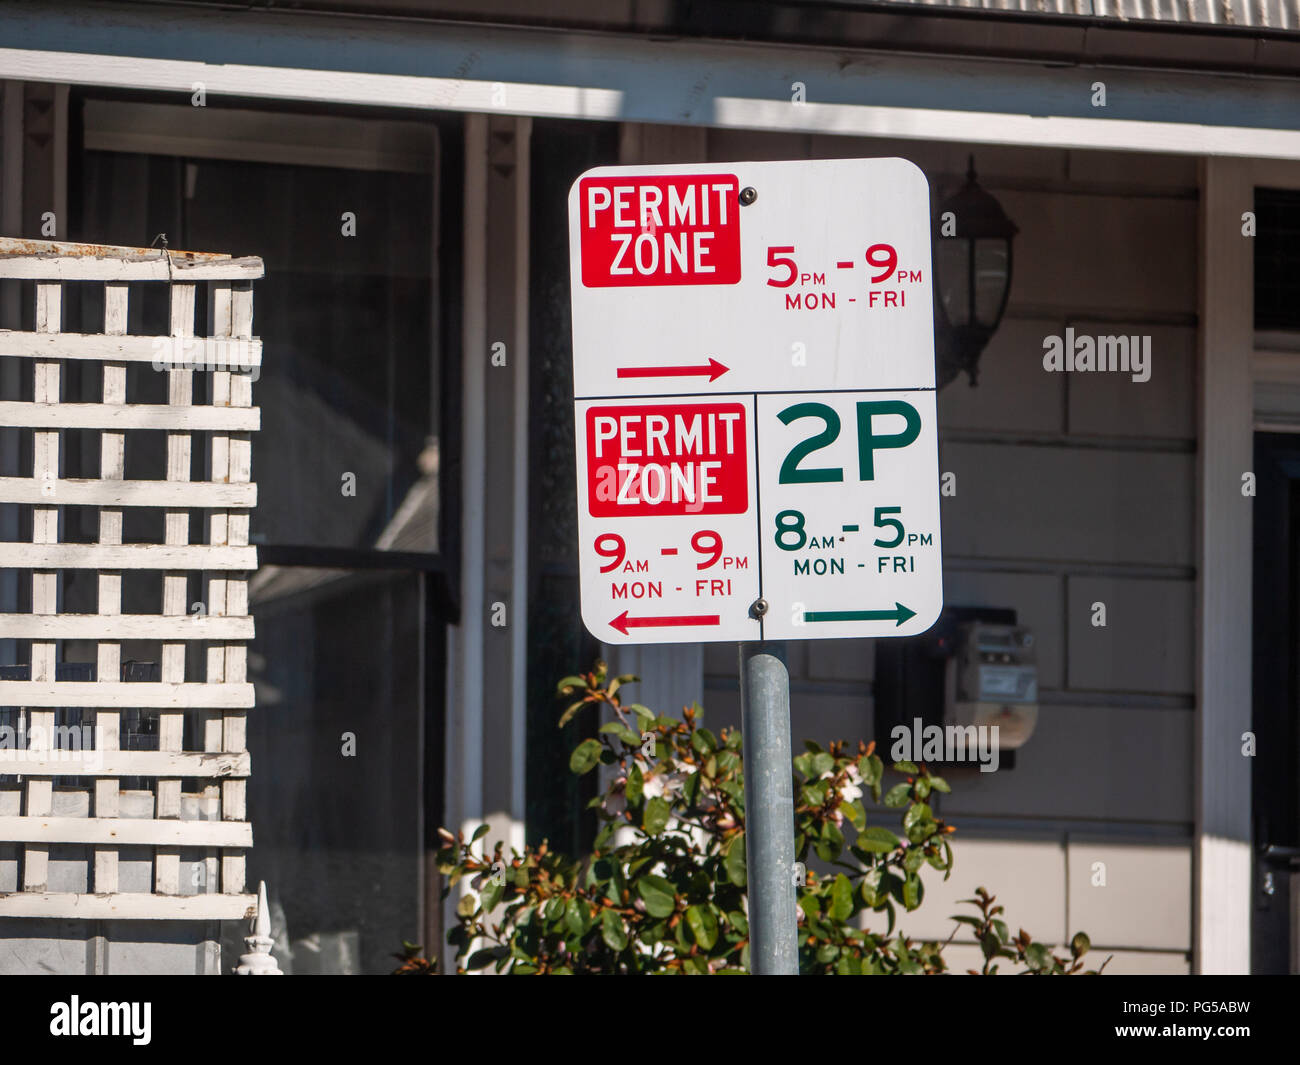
[701,130,1199,974]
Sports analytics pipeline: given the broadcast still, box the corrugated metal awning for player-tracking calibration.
[90,0,1300,34]
[867,0,1295,31]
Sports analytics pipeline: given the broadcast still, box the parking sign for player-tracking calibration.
[568,158,942,644]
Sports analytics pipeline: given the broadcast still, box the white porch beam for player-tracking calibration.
[5,2,1300,157]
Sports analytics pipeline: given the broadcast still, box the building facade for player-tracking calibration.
[1,0,1298,973]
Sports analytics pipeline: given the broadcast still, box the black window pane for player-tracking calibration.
[236,569,423,974]
[79,149,439,552]
[1256,187,1300,331]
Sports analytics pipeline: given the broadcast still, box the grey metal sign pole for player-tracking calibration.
[738,640,798,975]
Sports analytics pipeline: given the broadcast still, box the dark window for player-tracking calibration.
[67,94,462,972]
[1255,188,1300,331]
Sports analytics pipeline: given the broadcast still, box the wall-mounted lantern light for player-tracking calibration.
[933,156,1018,388]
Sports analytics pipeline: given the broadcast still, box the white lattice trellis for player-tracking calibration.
[0,237,262,922]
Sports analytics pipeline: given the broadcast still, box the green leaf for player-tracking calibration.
[626,703,654,725]
[480,878,504,911]
[625,764,644,806]
[860,868,886,908]
[929,775,951,793]
[470,824,490,842]
[902,848,924,874]
[896,954,923,975]
[905,818,938,845]
[558,700,587,728]
[893,760,919,774]
[829,873,854,922]
[685,904,719,950]
[466,947,506,970]
[724,833,747,887]
[903,801,937,843]
[857,826,899,854]
[793,752,817,779]
[682,771,703,807]
[801,781,830,807]
[569,738,603,775]
[600,907,628,951]
[690,728,717,755]
[565,897,593,936]
[902,802,933,833]
[992,919,1009,943]
[1071,931,1091,958]
[637,874,677,918]
[642,796,671,835]
[556,675,588,693]
[1025,941,1052,972]
[815,820,844,863]
[903,872,924,910]
[882,783,911,808]
[810,751,834,777]
[914,776,931,799]
[797,894,820,921]
[456,894,478,919]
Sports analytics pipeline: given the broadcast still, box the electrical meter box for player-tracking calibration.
[945,622,1038,750]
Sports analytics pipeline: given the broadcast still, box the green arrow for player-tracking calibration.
[803,603,916,626]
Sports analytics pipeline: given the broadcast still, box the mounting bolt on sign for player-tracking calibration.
[567,158,943,974]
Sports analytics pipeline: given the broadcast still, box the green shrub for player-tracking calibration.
[425,662,1105,975]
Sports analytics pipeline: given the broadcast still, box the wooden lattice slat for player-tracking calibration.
[0,238,263,921]
[0,255,263,282]
[220,282,256,898]
[0,401,260,431]
[6,752,250,778]
[0,615,254,640]
[0,682,254,708]
[0,478,256,507]
[0,331,262,368]
[3,543,257,569]
[0,893,255,920]
[24,280,60,894]
[94,280,126,897]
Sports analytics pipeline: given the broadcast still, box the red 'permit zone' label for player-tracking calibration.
[579,175,742,287]
[586,403,748,516]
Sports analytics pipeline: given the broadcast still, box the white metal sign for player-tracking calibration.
[568,158,942,644]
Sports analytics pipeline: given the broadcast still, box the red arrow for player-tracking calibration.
[610,611,721,635]
[616,358,728,383]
